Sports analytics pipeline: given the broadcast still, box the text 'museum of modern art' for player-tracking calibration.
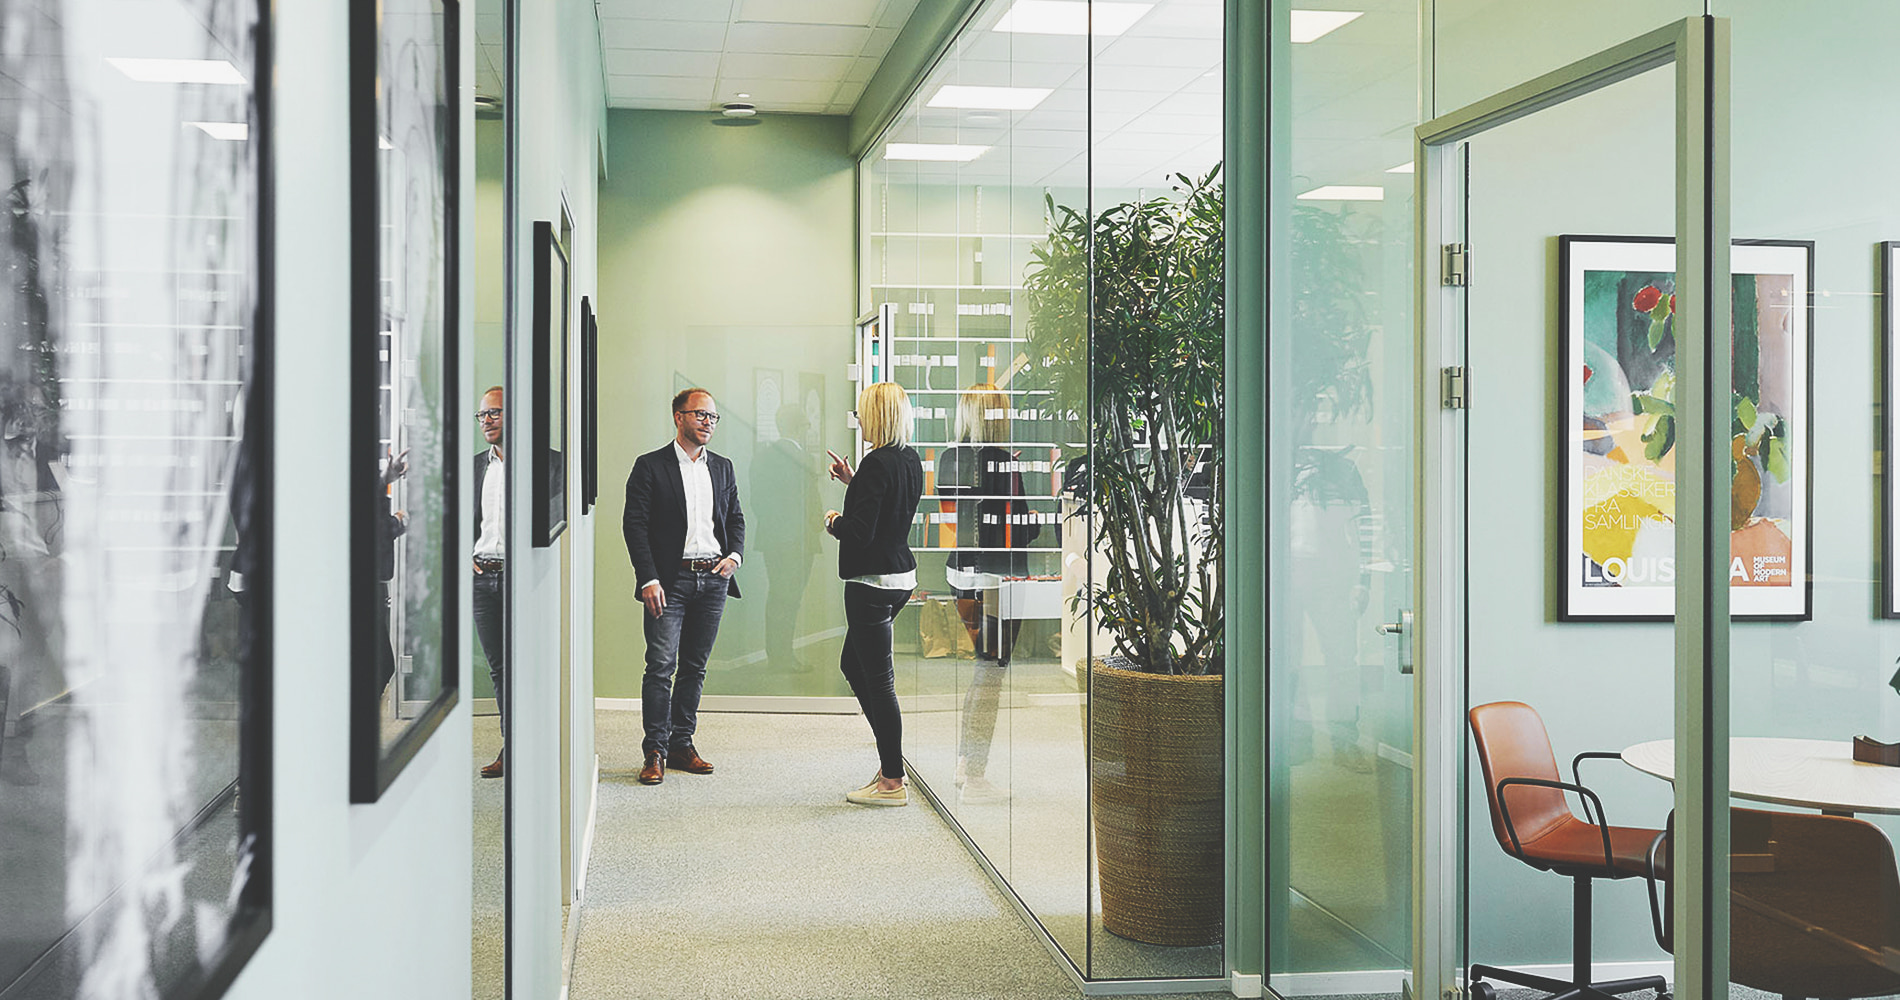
[1561,236,1813,620]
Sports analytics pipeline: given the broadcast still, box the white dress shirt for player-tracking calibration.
[639,441,740,593]
[474,447,505,560]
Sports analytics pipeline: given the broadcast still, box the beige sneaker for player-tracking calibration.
[846,775,909,807]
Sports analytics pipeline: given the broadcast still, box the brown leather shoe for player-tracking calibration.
[668,745,714,774]
[480,752,503,779]
[637,750,665,785]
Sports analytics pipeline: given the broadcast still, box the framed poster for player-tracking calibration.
[582,296,598,513]
[533,218,570,545]
[0,0,274,994]
[1560,236,1813,621]
[350,0,460,801]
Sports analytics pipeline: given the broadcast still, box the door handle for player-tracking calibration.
[1376,609,1414,674]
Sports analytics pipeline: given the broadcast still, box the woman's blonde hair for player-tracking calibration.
[953,383,1009,444]
[857,381,912,448]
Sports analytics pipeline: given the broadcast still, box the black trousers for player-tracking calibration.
[839,581,911,780]
[473,570,506,734]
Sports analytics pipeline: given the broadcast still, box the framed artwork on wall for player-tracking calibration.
[582,296,598,513]
[0,0,275,994]
[350,0,460,803]
[1559,236,1813,621]
[533,218,570,545]
[1884,243,1900,618]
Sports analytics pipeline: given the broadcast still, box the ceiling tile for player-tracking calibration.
[863,26,901,56]
[738,0,880,25]
[717,52,856,81]
[844,56,880,83]
[724,21,872,55]
[595,0,735,20]
[609,75,717,101]
[831,79,869,104]
[712,77,840,105]
[603,49,724,77]
[599,18,728,50]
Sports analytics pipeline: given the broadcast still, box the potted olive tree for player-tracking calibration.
[1024,166,1224,946]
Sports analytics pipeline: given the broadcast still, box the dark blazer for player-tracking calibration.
[827,444,924,580]
[937,443,1040,577]
[623,444,745,597]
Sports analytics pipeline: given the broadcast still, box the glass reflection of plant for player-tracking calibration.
[1623,281,1791,530]
[1290,203,1374,442]
[1024,167,1223,676]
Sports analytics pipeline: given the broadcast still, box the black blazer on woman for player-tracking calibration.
[828,444,924,580]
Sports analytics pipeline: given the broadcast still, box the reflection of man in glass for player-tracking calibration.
[754,403,820,672]
[472,387,506,778]
[939,385,1038,803]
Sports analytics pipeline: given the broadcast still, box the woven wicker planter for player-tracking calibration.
[1090,658,1224,947]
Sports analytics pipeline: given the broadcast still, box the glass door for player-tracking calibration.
[1416,18,1727,1000]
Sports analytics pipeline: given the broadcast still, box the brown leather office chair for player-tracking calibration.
[1645,807,1900,1000]
[1467,701,1669,1000]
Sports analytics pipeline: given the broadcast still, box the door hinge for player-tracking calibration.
[1443,989,1465,1000]
[1441,366,1468,409]
[1441,242,1469,286]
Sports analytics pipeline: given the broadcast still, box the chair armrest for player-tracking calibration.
[1571,751,1625,827]
[1496,776,1615,871]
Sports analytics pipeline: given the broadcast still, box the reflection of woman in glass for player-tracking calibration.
[938,384,1039,802]
[824,383,924,807]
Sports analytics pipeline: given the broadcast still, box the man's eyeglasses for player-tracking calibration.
[679,409,720,425]
[476,408,503,422]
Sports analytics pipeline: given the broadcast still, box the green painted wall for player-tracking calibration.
[593,110,858,700]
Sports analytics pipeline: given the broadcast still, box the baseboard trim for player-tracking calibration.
[577,754,599,902]
[1229,972,1263,997]
[472,697,498,717]
[1269,961,1672,998]
[595,695,865,715]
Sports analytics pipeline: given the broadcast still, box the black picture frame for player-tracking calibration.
[349,0,461,802]
[1883,243,1900,618]
[582,296,598,513]
[533,219,570,545]
[0,2,274,996]
[1557,235,1814,622]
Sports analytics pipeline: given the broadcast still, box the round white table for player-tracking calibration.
[1620,737,1900,817]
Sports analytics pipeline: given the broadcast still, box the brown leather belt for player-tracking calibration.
[681,557,720,572]
[474,557,504,573]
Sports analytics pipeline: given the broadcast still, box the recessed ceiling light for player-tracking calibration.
[993,1,1154,37]
[928,85,1052,111]
[1386,161,1413,173]
[186,121,248,141]
[1290,10,1363,43]
[1297,185,1383,201]
[885,143,990,162]
[106,57,246,84]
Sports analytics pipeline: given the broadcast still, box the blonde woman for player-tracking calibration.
[936,384,1039,802]
[824,382,924,806]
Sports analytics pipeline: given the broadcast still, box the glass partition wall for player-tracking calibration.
[860,0,1226,982]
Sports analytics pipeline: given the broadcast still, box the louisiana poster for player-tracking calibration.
[1561,236,1811,620]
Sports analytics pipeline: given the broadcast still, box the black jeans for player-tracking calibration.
[473,570,506,733]
[840,581,912,780]
[641,568,728,756]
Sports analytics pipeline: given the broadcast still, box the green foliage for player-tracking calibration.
[1023,167,1225,676]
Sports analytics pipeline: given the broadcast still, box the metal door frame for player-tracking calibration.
[1412,17,1730,1000]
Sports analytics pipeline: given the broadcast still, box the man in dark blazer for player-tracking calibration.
[623,387,744,786]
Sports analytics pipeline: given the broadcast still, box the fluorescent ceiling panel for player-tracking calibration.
[927,85,1052,110]
[1297,185,1383,201]
[885,143,990,161]
[106,58,246,84]
[187,121,248,141]
[1386,161,1413,173]
[1289,10,1363,43]
[992,1,1153,37]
